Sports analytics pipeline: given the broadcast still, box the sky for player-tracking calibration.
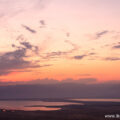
[0,0,120,83]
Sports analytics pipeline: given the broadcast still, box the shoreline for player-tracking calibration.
[0,101,120,120]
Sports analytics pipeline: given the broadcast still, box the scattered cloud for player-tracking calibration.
[32,78,97,85]
[105,57,120,61]
[113,45,120,49]
[88,30,109,40]
[20,41,33,49]
[0,0,49,19]
[0,35,51,76]
[42,40,79,59]
[22,25,37,34]
[73,52,96,60]
[97,30,108,38]
[20,41,39,54]
[40,20,46,28]
[62,78,97,84]
[44,51,67,59]
[28,78,59,85]
[95,30,109,39]
[16,34,25,41]
[0,78,97,86]
[0,71,11,76]
[73,55,87,60]
[112,42,120,49]
[0,47,39,76]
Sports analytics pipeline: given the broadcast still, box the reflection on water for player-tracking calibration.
[71,99,120,102]
[1,99,119,111]
[19,107,61,111]
[0,100,82,111]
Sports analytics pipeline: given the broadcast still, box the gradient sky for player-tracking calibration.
[0,0,120,83]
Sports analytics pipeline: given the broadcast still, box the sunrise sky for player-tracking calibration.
[0,0,120,83]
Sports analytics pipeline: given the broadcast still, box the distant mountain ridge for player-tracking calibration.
[0,83,120,99]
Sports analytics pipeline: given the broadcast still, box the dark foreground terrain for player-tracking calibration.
[0,101,120,120]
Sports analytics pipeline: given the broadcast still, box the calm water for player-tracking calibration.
[0,100,83,111]
[71,99,120,102]
[1,99,119,111]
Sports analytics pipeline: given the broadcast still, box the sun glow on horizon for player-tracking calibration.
[0,0,120,84]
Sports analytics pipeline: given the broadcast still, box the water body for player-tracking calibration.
[71,99,120,102]
[0,100,83,111]
[1,99,119,111]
